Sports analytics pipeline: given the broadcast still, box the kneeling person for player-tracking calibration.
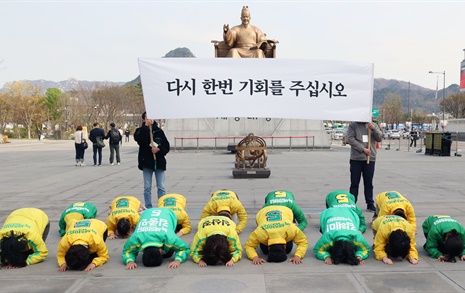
[263,190,307,231]
[314,207,370,265]
[375,191,416,231]
[190,215,242,267]
[107,196,142,239]
[325,190,366,233]
[57,219,109,272]
[158,193,191,237]
[122,208,190,270]
[200,189,248,234]
[422,215,465,262]
[58,202,97,236]
[0,208,50,268]
[245,206,308,265]
[372,215,418,265]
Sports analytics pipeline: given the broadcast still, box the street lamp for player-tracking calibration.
[429,70,446,131]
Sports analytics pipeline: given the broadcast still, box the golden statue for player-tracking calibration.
[223,6,267,58]
[212,6,278,58]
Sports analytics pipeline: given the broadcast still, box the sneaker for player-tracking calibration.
[110,163,114,166]
[367,205,376,212]
[98,164,102,166]
[75,162,79,166]
[93,164,97,167]
[81,163,86,166]
[117,162,120,165]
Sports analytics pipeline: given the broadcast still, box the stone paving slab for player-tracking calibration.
[1,138,465,292]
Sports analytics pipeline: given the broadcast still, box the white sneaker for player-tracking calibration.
[111,163,114,166]
[75,162,79,166]
[117,162,120,165]
[81,163,86,166]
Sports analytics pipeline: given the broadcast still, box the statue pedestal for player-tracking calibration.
[232,168,271,179]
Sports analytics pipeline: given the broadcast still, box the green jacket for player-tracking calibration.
[325,190,366,233]
[314,207,370,261]
[422,215,465,258]
[263,190,307,231]
[58,202,97,236]
[121,208,190,264]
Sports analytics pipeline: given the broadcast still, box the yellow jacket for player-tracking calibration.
[190,216,242,263]
[372,215,418,261]
[106,196,141,236]
[0,208,49,265]
[158,194,192,235]
[57,219,109,267]
[375,191,416,231]
[245,206,308,260]
[200,190,248,234]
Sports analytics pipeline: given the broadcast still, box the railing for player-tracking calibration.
[174,135,315,152]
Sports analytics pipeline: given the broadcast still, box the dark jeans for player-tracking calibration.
[92,145,103,165]
[109,144,120,164]
[410,138,417,147]
[349,159,375,206]
[75,143,85,162]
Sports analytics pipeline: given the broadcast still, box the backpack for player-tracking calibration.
[110,129,120,144]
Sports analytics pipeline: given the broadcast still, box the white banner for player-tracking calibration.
[138,58,374,122]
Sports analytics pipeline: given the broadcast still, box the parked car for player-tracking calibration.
[390,129,401,139]
[402,131,410,139]
[383,130,392,139]
[332,130,344,140]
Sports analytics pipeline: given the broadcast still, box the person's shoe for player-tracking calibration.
[111,163,114,166]
[117,162,120,165]
[93,164,97,167]
[81,163,86,166]
[367,205,376,212]
[75,162,79,166]
[98,164,102,166]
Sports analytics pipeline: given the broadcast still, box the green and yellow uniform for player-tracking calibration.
[57,219,109,268]
[325,190,366,233]
[190,216,242,263]
[313,207,370,261]
[58,202,97,236]
[200,189,248,234]
[106,196,141,237]
[158,193,191,235]
[245,206,308,260]
[122,208,190,265]
[263,190,307,231]
[0,208,49,265]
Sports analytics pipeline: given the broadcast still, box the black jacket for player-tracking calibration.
[134,123,170,171]
[105,128,122,145]
[89,127,105,146]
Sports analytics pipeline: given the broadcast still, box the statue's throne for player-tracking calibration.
[211,39,278,58]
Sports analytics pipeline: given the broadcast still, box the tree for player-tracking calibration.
[441,92,465,119]
[381,93,402,128]
[3,81,46,139]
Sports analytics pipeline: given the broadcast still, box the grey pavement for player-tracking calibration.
[1,137,465,293]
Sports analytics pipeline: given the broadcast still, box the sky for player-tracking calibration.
[1,0,464,90]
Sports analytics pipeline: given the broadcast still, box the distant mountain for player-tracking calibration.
[125,47,195,86]
[373,78,460,113]
[0,78,124,94]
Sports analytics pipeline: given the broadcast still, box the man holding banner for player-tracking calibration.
[134,112,170,209]
[347,121,383,212]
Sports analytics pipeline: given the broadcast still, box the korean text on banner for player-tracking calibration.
[138,58,374,122]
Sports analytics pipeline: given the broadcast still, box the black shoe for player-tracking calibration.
[367,205,376,212]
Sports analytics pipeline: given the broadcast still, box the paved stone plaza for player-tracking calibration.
[1,138,465,292]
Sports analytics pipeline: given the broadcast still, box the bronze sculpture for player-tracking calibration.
[212,6,278,58]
